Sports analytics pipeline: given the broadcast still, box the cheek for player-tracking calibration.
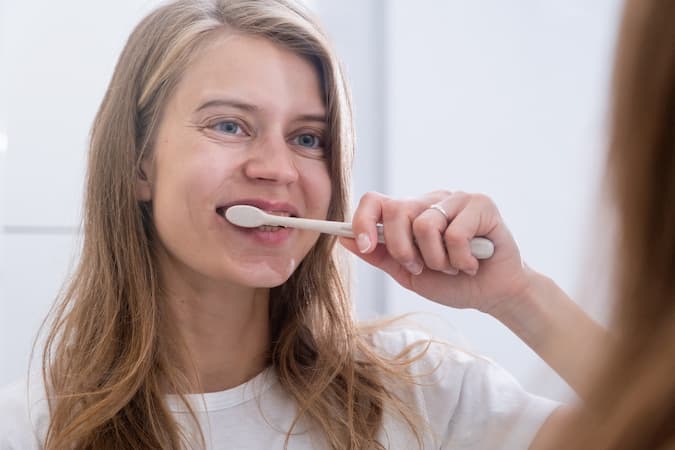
[150,148,241,247]
[303,161,333,214]
[185,159,228,200]
[156,148,236,203]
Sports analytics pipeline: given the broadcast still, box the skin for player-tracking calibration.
[136,32,331,391]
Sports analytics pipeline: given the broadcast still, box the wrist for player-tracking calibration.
[486,265,554,341]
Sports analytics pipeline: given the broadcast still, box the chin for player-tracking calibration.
[234,261,298,288]
[238,272,291,288]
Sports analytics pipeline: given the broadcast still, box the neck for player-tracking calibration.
[160,255,271,393]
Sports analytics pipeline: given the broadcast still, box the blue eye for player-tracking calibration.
[294,133,322,149]
[213,121,244,135]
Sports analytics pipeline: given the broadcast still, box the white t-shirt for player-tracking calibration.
[0,329,559,449]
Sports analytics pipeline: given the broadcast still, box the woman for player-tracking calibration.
[0,0,598,448]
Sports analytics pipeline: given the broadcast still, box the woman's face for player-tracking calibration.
[141,33,332,289]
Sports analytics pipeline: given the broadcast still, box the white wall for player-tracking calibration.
[0,0,7,379]
[1,0,623,403]
[382,0,623,400]
[316,0,623,401]
[0,0,167,384]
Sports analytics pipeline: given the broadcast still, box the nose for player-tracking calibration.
[243,134,299,184]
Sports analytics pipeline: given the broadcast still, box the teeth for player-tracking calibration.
[257,225,283,232]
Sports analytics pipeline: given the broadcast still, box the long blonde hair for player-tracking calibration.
[41,1,424,449]
[550,0,675,448]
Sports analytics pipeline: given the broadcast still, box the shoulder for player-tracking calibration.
[0,376,49,450]
[368,326,488,379]
[367,326,560,449]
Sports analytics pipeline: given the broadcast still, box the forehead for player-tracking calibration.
[172,32,325,115]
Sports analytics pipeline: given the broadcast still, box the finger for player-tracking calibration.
[423,192,475,274]
[442,194,500,275]
[412,207,458,275]
[380,198,425,275]
[351,191,388,254]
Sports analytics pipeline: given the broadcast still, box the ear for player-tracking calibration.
[135,158,153,202]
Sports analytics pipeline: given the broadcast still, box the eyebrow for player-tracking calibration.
[195,98,259,113]
[194,98,326,123]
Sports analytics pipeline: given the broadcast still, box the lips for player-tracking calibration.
[215,199,297,244]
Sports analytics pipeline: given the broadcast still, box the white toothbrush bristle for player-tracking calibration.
[224,205,267,227]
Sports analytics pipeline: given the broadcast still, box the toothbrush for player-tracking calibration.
[225,204,494,259]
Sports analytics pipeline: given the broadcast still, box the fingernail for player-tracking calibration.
[357,233,371,253]
[405,261,423,275]
[442,267,459,275]
[464,268,478,276]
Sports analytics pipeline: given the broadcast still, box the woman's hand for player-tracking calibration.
[339,190,532,315]
[340,190,609,397]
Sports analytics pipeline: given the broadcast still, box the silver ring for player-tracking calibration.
[428,203,449,221]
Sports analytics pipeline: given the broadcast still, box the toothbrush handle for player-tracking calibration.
[270,216,494,259]
[350,223,494,260]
